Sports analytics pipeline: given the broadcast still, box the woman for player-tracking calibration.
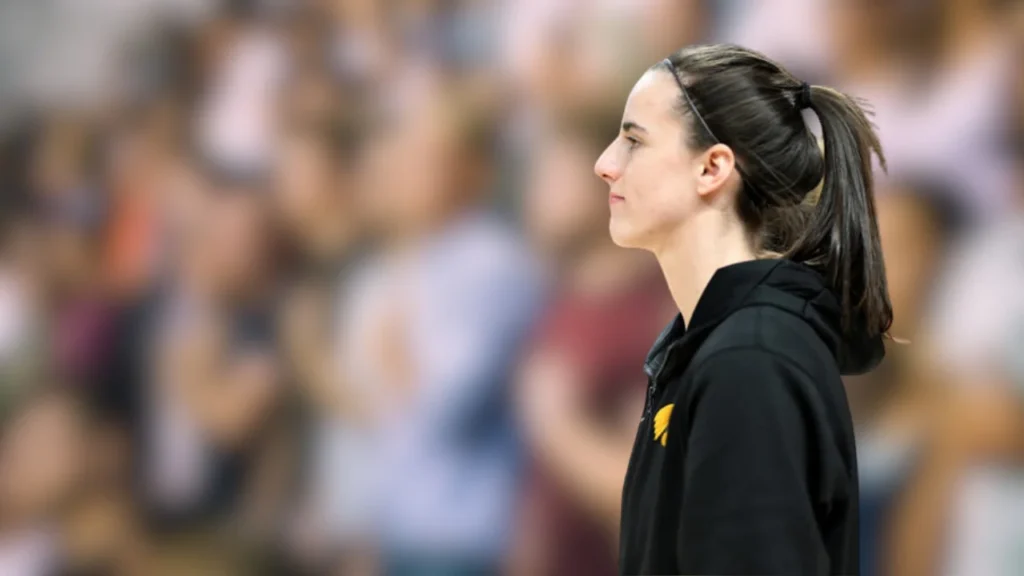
[595,45,892,575]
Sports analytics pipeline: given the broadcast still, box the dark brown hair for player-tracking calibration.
[659,44,892,337]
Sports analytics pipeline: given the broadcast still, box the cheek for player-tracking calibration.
[610,187,682,247]
[610,157,697,247]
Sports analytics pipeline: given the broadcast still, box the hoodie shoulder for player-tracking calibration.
[699,305,840,384]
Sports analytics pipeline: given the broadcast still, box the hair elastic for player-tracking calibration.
[797,82,813,110]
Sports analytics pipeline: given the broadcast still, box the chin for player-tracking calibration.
[608,217,645,250]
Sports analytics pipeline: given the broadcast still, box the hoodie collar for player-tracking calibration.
[644,259,884,379]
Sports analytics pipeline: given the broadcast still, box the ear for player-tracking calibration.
[694,143,738,199]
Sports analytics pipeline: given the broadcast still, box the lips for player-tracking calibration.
[609,194,625,204]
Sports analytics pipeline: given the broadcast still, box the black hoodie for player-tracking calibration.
[619,259,884,576]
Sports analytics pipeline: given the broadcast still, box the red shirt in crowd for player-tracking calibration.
[519,269,672,576]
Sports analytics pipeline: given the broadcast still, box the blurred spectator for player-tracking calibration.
[274,83,372,574]
[0,1,1019,574]
[149,178,280,509]
[849,177,963,576]
[103,96,189,301]
[510,109,673,576]
[888,206,1024,576]
[825,0,1018,221]
[275,87,364,274]
[339,68,543,575]
[40,187,116,392]
[0,389,89,575]
[23,117,120,394]
[104,172,287,575]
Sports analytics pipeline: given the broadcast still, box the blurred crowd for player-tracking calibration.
[0,0,1021,575]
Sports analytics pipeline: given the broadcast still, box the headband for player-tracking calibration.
[662,58,719,143]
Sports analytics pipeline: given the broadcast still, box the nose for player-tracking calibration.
[594,144,620,185]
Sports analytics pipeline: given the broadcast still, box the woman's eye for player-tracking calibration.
[625,136,640,150]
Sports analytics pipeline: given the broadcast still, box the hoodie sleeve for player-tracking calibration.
[676,348,830,575]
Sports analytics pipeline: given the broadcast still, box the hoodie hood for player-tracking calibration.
[645,259,885,378]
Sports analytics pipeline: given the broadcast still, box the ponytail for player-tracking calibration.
[663,44,893,338]
[784,86,893,337]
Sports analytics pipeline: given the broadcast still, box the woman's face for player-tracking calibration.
[594,68,710,252]
[361,86,460,237]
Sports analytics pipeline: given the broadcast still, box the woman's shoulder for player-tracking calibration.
[700,305,833,368]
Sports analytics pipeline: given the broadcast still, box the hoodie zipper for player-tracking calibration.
[644,377,655,422]
[644,341,681,422]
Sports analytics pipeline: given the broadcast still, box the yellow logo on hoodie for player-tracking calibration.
[653,404,674,446]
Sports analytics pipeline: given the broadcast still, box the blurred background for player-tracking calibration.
[0,0,1020,575]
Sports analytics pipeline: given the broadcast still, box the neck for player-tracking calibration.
[652,213,757,324]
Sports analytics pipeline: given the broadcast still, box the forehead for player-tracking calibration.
[623,69,684,137]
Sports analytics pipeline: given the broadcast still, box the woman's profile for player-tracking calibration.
[595,44,892,575]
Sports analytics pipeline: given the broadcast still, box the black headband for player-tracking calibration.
[662,58,719,143]
[661,57,767,206]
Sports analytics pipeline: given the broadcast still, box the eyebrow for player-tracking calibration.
[621,121,648,135]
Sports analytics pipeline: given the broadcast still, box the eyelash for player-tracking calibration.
[625,136,640,150]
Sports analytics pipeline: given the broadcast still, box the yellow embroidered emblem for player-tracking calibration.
[653,404,674,446]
